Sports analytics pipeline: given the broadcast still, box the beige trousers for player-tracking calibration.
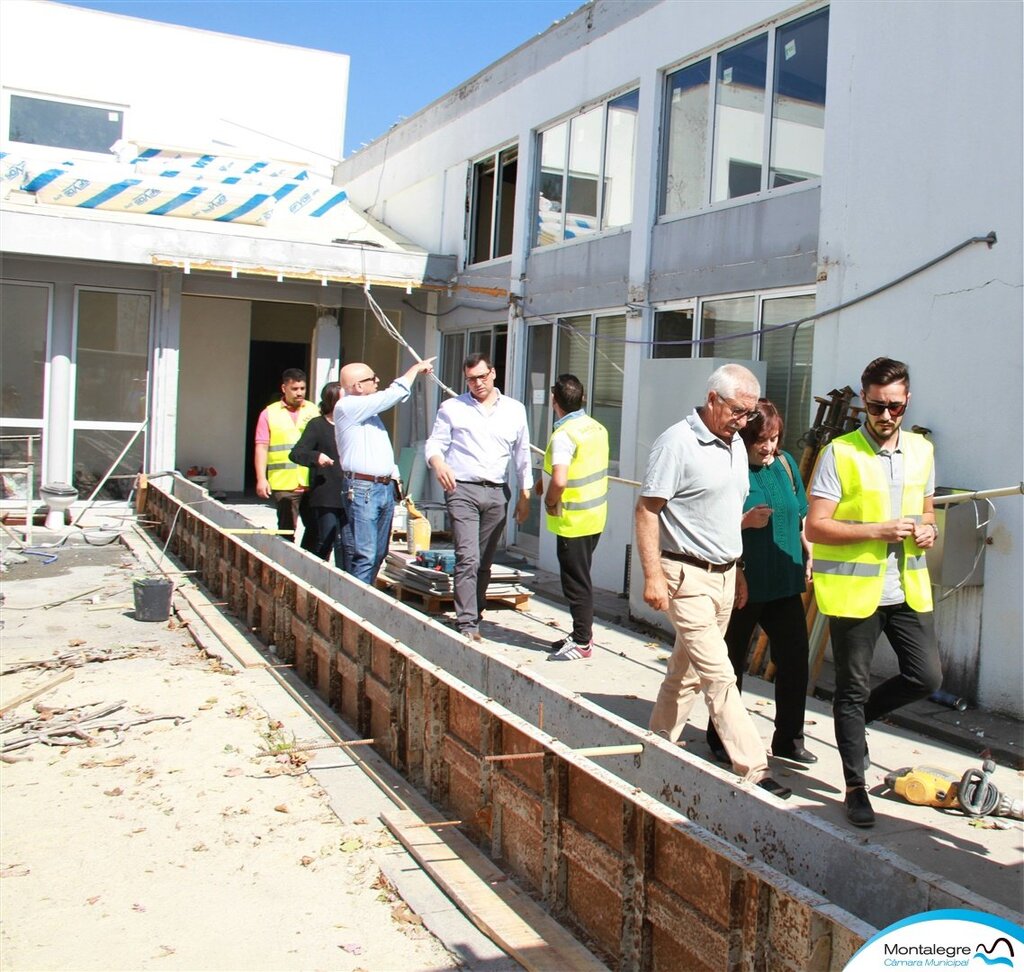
[649,558,768,782]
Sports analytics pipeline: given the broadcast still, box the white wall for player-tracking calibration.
[0,0,348,172]
[815,1,1024,716]
[176,296,251,491]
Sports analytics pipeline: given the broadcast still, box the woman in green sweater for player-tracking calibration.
[706,399,816,766]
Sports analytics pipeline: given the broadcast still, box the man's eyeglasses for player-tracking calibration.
[864,399,907,417]
[355,374,379,386]
[718,395,760,422]
[466,370,493,384]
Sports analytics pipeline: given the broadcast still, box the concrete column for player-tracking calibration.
[45,283,75,483]
[149,270,181,474]
[311,311,340,396]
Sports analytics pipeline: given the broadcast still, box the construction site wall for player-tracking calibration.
[143,480,1015,969]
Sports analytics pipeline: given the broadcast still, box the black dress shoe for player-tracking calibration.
[757,777,792,800]
[708,743,730,764]
[845,787,876,827]
[773,744,818,765]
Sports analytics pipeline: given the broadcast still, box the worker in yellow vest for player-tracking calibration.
[539,374,609,661]
[807,357,942,828]
[254,367,320,548]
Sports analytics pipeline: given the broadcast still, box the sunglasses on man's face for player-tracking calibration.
[864,399,907,417]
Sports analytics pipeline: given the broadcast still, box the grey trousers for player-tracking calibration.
[445,482,510,631]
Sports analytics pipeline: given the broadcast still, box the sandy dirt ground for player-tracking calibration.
[0,545,460,971]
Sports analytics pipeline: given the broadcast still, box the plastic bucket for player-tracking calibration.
[406,517,431,555]
[133,577,173,622]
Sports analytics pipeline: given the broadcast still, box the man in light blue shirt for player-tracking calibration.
[425,352,532,641]
[334,357,434,583]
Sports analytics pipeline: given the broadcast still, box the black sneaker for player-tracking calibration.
[845,787,876,827]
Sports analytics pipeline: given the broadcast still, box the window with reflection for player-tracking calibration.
[662,60,710,216]
[75,291,150,423]
[469,145,517,264]
[660,6,829,214]
[712,34,768,202]
[700,296,755,359]
[761,293,815,452]
[770,9,829,188]
[535,88,639,246]
[0,281,49,497]
[9,94,123,154]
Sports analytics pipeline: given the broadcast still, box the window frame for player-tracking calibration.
[658,4,829,221]
[0,279,54,493]
[533,85,640,250]
[467,143,519,267]
[651,286,817,451]
[4,89,127,159]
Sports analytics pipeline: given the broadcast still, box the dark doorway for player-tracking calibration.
[244,340,310,491]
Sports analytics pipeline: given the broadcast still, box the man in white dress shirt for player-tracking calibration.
[425,353,532,641]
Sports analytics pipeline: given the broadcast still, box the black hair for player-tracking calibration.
[281,367,307,384]
[551,374,585,413]
[861,357,909,391]
[319,381,341,416]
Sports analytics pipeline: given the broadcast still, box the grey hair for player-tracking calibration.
[707,363,760,399]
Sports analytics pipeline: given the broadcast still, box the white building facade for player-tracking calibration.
[332,0,1024,717]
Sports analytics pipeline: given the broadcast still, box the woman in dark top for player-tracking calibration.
[706,399,816,766]
[289,382,347,568]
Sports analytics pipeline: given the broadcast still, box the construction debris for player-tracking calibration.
[1,700,187,755]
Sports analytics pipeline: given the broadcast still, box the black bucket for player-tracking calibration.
[133,577,173,622]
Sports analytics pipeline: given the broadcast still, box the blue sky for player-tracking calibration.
[62,0,582,158]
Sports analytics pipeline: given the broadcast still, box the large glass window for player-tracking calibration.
[0,282,49,496]
[72,290,151,499]
[469,145,517,264]
[438,324,508,399]
[652,307,695,359]
[700,296,756,360]
[554,313,625,464]
[761,293,815,453]
[535,89,639,246]
[9,94,123,154]
[662,60,710,216]
[770,9,829,188]
[661,6,829,214]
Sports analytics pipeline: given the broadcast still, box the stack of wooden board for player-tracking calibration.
[380,549,533,609]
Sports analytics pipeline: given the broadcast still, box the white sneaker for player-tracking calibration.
[547,638,593,661]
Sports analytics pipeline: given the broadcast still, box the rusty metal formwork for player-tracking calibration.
[143,481,1012,970]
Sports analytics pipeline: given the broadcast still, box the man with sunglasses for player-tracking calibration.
[335,356,435,584]
[807,357,942,828]
[636,363,792,800]
[425,352,532,642]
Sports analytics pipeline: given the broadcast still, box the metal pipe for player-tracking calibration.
[932,483,1023,506]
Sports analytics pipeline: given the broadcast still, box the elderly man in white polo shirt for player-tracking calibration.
[635,363,792,800]
[425,353,532,642]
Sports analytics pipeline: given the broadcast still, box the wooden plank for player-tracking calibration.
[0,671,74,716]
[382,808,607,972]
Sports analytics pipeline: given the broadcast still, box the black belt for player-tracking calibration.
[661,550,736,573]
[345,471,392,484]
[457,480,505,488]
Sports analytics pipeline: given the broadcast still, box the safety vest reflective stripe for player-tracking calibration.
[265,400,318,491]
[812,428,934,618]
[565,468,607,489]
[562,493,607,512]
[543,414,609,538]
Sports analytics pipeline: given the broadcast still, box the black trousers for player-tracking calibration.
[830,603,942,789]
[556,533,600,644]
[272,489,318,553]
[706,593,810,754]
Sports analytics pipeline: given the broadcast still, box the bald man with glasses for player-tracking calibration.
[334,357,434,584]
[806,356,942,828]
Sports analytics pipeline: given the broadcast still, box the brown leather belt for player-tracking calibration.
[661,550,736,573]
[345,472,392,484]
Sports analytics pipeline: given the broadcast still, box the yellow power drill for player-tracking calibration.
[884,759,1023,819]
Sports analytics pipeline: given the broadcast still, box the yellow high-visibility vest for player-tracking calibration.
[813,428,934,618]
[543,414,609,538]
[265,400,319,491]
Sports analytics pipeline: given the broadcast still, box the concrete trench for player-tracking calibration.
[144,480,1014,970]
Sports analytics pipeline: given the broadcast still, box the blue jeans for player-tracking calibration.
[340,480,394,584]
